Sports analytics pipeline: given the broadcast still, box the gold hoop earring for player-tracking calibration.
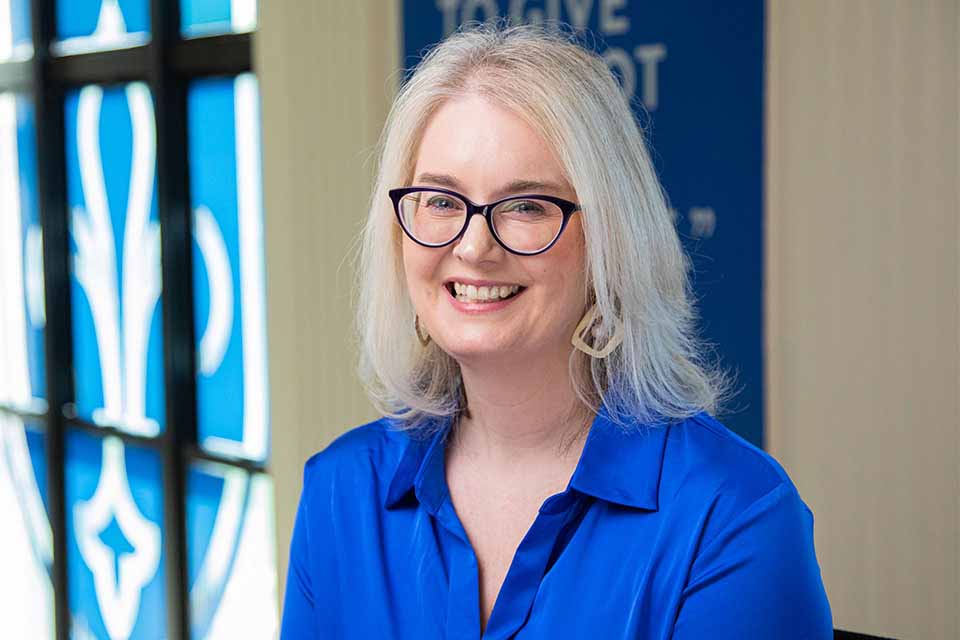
[571,304,623,359]
[414,315,431,346]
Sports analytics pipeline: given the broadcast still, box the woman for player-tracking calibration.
[281,23,832,639]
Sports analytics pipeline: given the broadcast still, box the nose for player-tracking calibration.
[452,211,502,263]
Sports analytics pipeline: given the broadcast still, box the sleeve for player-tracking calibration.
[279,458,321,640]
[672,482,833,640]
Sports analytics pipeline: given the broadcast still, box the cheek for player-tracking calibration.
[566,227,588,299]
[524,258,588,327]
[401,238,443,301]
[542,227,588,307]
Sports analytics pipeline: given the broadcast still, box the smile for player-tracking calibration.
[445,281,526,304]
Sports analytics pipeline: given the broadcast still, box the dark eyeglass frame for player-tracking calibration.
[388,186,582,256]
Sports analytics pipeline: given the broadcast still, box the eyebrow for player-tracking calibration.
[414,172,570,200]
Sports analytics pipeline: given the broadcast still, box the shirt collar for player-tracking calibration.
[568,404,668,510]
[384,415,452,513]
[384,404,669,512]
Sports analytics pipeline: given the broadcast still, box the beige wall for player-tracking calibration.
[766,1,959,638]
[260,1,960,637]
[257,0,395,610]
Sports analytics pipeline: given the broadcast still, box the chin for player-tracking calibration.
[441,343,506,363]
[436,335,520,365]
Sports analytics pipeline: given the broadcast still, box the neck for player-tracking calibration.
[452,348,592,467]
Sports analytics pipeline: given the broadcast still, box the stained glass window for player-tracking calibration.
[2,3,272,636]
[55,0,150,55]
[0,418,54,639]
[65,83,166,437]
[0,44,52,640]
[187,462,277,638]
[181,0,257,38]
[0,0,33,61]
[188,74,269,463]
[0,92,45,413]
[66,429,167,639]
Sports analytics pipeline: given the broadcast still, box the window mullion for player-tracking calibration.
[150,0,196,638]
[30,0,71,638]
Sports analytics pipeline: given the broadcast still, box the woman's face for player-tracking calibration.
[402,94,587,368]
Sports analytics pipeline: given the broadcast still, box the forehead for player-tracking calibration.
[412,94,573,198]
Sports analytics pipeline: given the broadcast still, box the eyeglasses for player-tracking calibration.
[388,186,581,256]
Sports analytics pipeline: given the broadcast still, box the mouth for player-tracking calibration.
[445,281,526,304]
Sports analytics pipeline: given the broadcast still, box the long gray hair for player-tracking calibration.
[356,22,727,429]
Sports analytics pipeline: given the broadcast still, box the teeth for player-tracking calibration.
[450,282,521,302]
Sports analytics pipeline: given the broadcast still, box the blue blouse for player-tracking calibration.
[280,407,832,639]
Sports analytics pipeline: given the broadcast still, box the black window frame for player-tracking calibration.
[0,2,265,639]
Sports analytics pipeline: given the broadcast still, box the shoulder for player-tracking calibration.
[666,412,794,493]
[300,417,412,498]
[661,412,811,538]
[662,415,832,631]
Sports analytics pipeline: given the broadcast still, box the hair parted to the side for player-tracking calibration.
[356,21,729,432]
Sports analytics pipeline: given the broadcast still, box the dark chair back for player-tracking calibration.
[835,630,896,640]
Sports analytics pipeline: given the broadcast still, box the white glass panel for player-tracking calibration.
[0,92,46,414]
[188,463,277,639]
[0,416,54,640]
[0,0,34,62]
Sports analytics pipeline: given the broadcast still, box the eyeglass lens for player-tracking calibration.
[398,190,564,253]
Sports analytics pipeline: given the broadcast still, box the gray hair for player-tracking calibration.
[356,22,728,430]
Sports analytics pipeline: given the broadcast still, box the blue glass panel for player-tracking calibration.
[0,93,45,413]
[0,416,55,638]
[66,429,166,639]
[181,0,257,38]
[55,0,150,55]
[0,0,34,61]
[187,463,277,637]
[66,83,165,436]
[23,422,47,509]
[188,75,269,462]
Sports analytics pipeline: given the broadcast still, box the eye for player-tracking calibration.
[503,199,546,214]
[425,195,462,211]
